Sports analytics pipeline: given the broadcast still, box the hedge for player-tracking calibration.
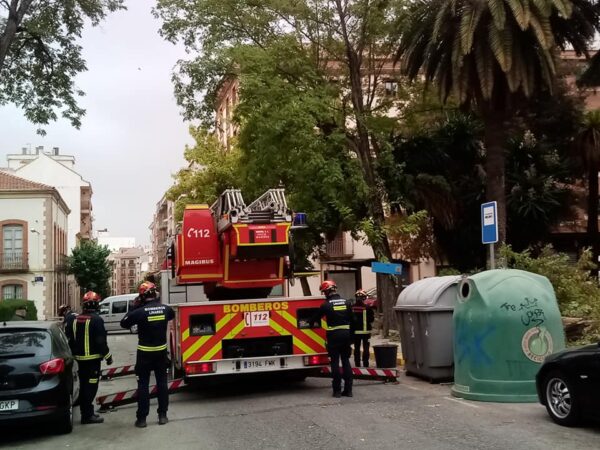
[0,299,38,321]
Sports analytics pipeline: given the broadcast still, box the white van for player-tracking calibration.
[99,294,138,332]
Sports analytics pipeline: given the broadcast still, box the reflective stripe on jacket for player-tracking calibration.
[312,294,352,333]
[65,311,111,361]
[120,299,175,352]
[351,304,374,335]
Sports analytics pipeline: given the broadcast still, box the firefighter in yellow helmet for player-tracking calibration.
[65,291,112,424]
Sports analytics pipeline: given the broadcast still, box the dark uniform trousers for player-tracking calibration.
[78,359,102,419]
[353,335,370,367]
[135,350,169,419]
[327,329,353,393]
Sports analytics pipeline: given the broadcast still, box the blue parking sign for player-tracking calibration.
[481,201,498,244]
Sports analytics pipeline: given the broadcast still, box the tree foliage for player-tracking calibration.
[167,127,242,221]
[399,0,600,243]
[68,240,112,298]
[500,244,600,342]
[156,0,416,335]
[572,109,600,275]
[0,0,125,134]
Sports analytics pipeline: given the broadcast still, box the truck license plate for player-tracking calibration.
[242,359,277,370]
[0,400,18,412]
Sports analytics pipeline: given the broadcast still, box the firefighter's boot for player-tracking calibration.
[81,414,104,424]
[135,418,147,428]
[158,414,169,425]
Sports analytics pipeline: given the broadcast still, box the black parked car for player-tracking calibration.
[0,321,79,434]
[536,343,600,426]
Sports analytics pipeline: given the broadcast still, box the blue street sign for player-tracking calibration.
[481,201,498,244]
[371,262,403,275]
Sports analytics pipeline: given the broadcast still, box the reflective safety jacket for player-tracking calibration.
[351,303,375,335]
[120,299,175,353]
[313,294,352,334]
[65,311,111,361]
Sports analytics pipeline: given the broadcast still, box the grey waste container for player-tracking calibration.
[394,276,461,382]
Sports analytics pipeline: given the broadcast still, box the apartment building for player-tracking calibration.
[4,147,93,250]
[148,194,176,273]
[0,171,70,318]
[108,247,149,296]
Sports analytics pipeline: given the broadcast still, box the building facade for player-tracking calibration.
[148,194,176,273]
[108,247,149,296]
[0,171,70,318]
[4,147,93,251]
[96,229,136,253]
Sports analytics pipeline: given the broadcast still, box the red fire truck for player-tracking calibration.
[164,189,329,381]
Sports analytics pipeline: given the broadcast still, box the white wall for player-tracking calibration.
[0,194,68,319]
[12,152,89,251]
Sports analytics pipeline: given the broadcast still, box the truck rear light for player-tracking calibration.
[303,355,329,366]
[39,358,65,375]
[185,362,215,375]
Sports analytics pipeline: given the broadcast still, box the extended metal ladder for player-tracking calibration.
[211,188,292,232]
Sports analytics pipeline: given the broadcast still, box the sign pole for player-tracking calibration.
[481,201,498,270]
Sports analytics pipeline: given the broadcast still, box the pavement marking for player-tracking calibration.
[443,396,480,409]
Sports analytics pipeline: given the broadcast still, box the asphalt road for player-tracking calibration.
[2,333,600,450]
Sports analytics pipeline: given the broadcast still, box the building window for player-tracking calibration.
[2,284,23,300]
[384,80,399,97]
[2,224,24,268]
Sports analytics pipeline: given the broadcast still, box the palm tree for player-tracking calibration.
[399,0,600,243]
[574,110,600,275]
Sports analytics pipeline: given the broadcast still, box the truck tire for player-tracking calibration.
[168,342,183,380]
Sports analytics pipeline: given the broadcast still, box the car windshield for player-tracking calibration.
[99,304,109,315]
[0,330,51,358]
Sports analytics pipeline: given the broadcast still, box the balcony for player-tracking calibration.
[0,252,29,272]
[322,233,354,260]
[55,254,68,271]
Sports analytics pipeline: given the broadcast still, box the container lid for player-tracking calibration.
[394,275,462,310]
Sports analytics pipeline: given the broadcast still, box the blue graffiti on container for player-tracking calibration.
[455,321,496,366]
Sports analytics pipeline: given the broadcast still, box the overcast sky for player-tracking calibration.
[0,2,192,246]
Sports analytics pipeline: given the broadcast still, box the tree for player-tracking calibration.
[167,127,242,221]
[0,0,125,134]
[68,240,112,299]
[399,0,600,245]
[573,110,600,276]
[155,0,413,335]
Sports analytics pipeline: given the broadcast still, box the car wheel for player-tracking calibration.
[544,371,581,426]
[130,324,138,334]
[55,394,74,434]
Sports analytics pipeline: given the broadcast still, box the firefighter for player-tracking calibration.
[312,280,353,398]
[351,289,375,367]
[58,304,76,325]
[65,291,112,424]
[120,281,175,428]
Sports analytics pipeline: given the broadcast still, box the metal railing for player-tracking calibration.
[0,252,29,271]
[323,234,354,259]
